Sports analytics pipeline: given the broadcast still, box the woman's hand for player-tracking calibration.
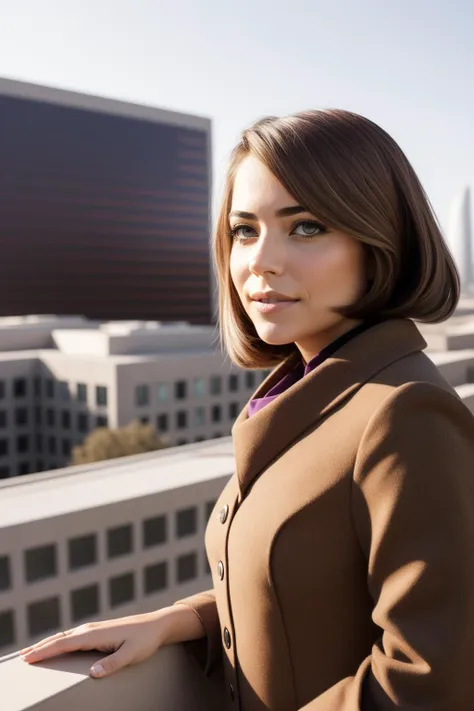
[19,607,179,678]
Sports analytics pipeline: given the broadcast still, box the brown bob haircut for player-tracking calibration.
[213,109,460,369]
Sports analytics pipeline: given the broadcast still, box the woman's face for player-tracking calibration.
[229,155,368,362]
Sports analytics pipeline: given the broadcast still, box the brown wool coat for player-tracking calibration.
[175,318,474,710]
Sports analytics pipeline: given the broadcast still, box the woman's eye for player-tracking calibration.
[231,225,257,240]
[292,220,324,237]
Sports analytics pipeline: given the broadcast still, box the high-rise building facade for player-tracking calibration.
[448,185,473,293]
[0,78,213,323]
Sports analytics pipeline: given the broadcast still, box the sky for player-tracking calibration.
[1,0,473,236]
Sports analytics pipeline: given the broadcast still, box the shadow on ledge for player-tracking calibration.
[1,644,225,711]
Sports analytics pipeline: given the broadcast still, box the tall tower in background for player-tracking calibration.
[448,186,473,293]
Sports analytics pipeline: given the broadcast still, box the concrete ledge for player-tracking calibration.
[1,645,225,711]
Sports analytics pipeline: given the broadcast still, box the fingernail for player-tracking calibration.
[90,664,104,677]
[20,648,32,655]
[21,651,33,660]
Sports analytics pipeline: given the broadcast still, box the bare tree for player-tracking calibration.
[71,420,169,465]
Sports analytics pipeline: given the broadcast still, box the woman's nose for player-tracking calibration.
[248,235,285,276]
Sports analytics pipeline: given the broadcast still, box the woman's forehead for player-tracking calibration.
[231,156,296,214]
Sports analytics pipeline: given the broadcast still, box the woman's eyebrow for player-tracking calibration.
[229,205,307,220]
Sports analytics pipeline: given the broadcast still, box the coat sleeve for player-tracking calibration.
[173,588,223,676]
[300,381,474,711]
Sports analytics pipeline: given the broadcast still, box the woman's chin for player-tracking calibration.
[254,326,296,346]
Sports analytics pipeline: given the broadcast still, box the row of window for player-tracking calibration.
[0,551,209,648]
[136,371,267,406]
[0,370,273,408]
[0,379,108,406]
[0,504,215,590]
[0,408,108,432]
[0,435,73,459]
[0,401,238,455]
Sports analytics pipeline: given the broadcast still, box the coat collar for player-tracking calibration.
[232,318,427,499]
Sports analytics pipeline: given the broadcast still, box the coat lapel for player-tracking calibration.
[232,319,427,498]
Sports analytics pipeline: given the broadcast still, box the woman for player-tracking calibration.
[20,110,474,710]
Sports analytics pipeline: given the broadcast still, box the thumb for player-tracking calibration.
[90,645,133,678]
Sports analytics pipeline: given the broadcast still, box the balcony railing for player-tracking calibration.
[1,643,224,711]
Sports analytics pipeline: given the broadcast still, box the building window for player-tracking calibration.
[48,437,56,455]
[229,402,240,420]
[69,533,97,570]
[34,377,41,397]
[45,379,55,399]
[0,610,15,649]
[0,439,9,457]
[156,414,168,433]
[0,411,6,428]
[0,466,9,478]
[96,415,108,428]
[176,411,188,429]
[18,462,30,476]
[96,386,108,407]
[144,561,168,594]
[193,378,206,397]
[71,584,99,622]
[135,384,150,407]
[210,376,221,395]
[194,407,205,426]
[176,552,197,584]
[228,374,239,392]
[107,524,133,559]
[25,544,57,583]
[15,407,28,426]
[35,406,42,425]
[77,383,87,403]
[177,439,188,446]
[59,381,70,401]
[143,515,167,548]
[46,409,56,427]
[109,572,134,608]
[245,372,256,389]
[140,416,149,425]
[27,597,60,637]
[0,556,11,591]
[62,439,71,458]
[175,380,187,400]
[36,434,43,452]
[176,507,198,538]
[36,460,44,472]
[0,381,5,399]
[17,435,29,454]
[205,500,217,521]
[14,378,27,398]
[211,405,222,423]
[77,413,88,433]
[156,383,168,403]
[61,411,71,429]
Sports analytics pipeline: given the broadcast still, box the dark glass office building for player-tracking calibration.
[0,78,213,324]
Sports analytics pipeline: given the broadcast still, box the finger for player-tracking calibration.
[90,644,133,678]
[20,631,70,656]
[21,631,92,663]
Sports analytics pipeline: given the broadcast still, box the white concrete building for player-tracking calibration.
[448,185,473,293]
[0,316,269,479]
[0,438,233,656]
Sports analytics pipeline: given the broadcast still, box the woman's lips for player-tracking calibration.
[252,299,299,314]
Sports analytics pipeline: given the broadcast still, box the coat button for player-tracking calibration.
[219,505,229,524]
[229,684,235,702]
[223,627,232,649]
[217,561,224,580]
